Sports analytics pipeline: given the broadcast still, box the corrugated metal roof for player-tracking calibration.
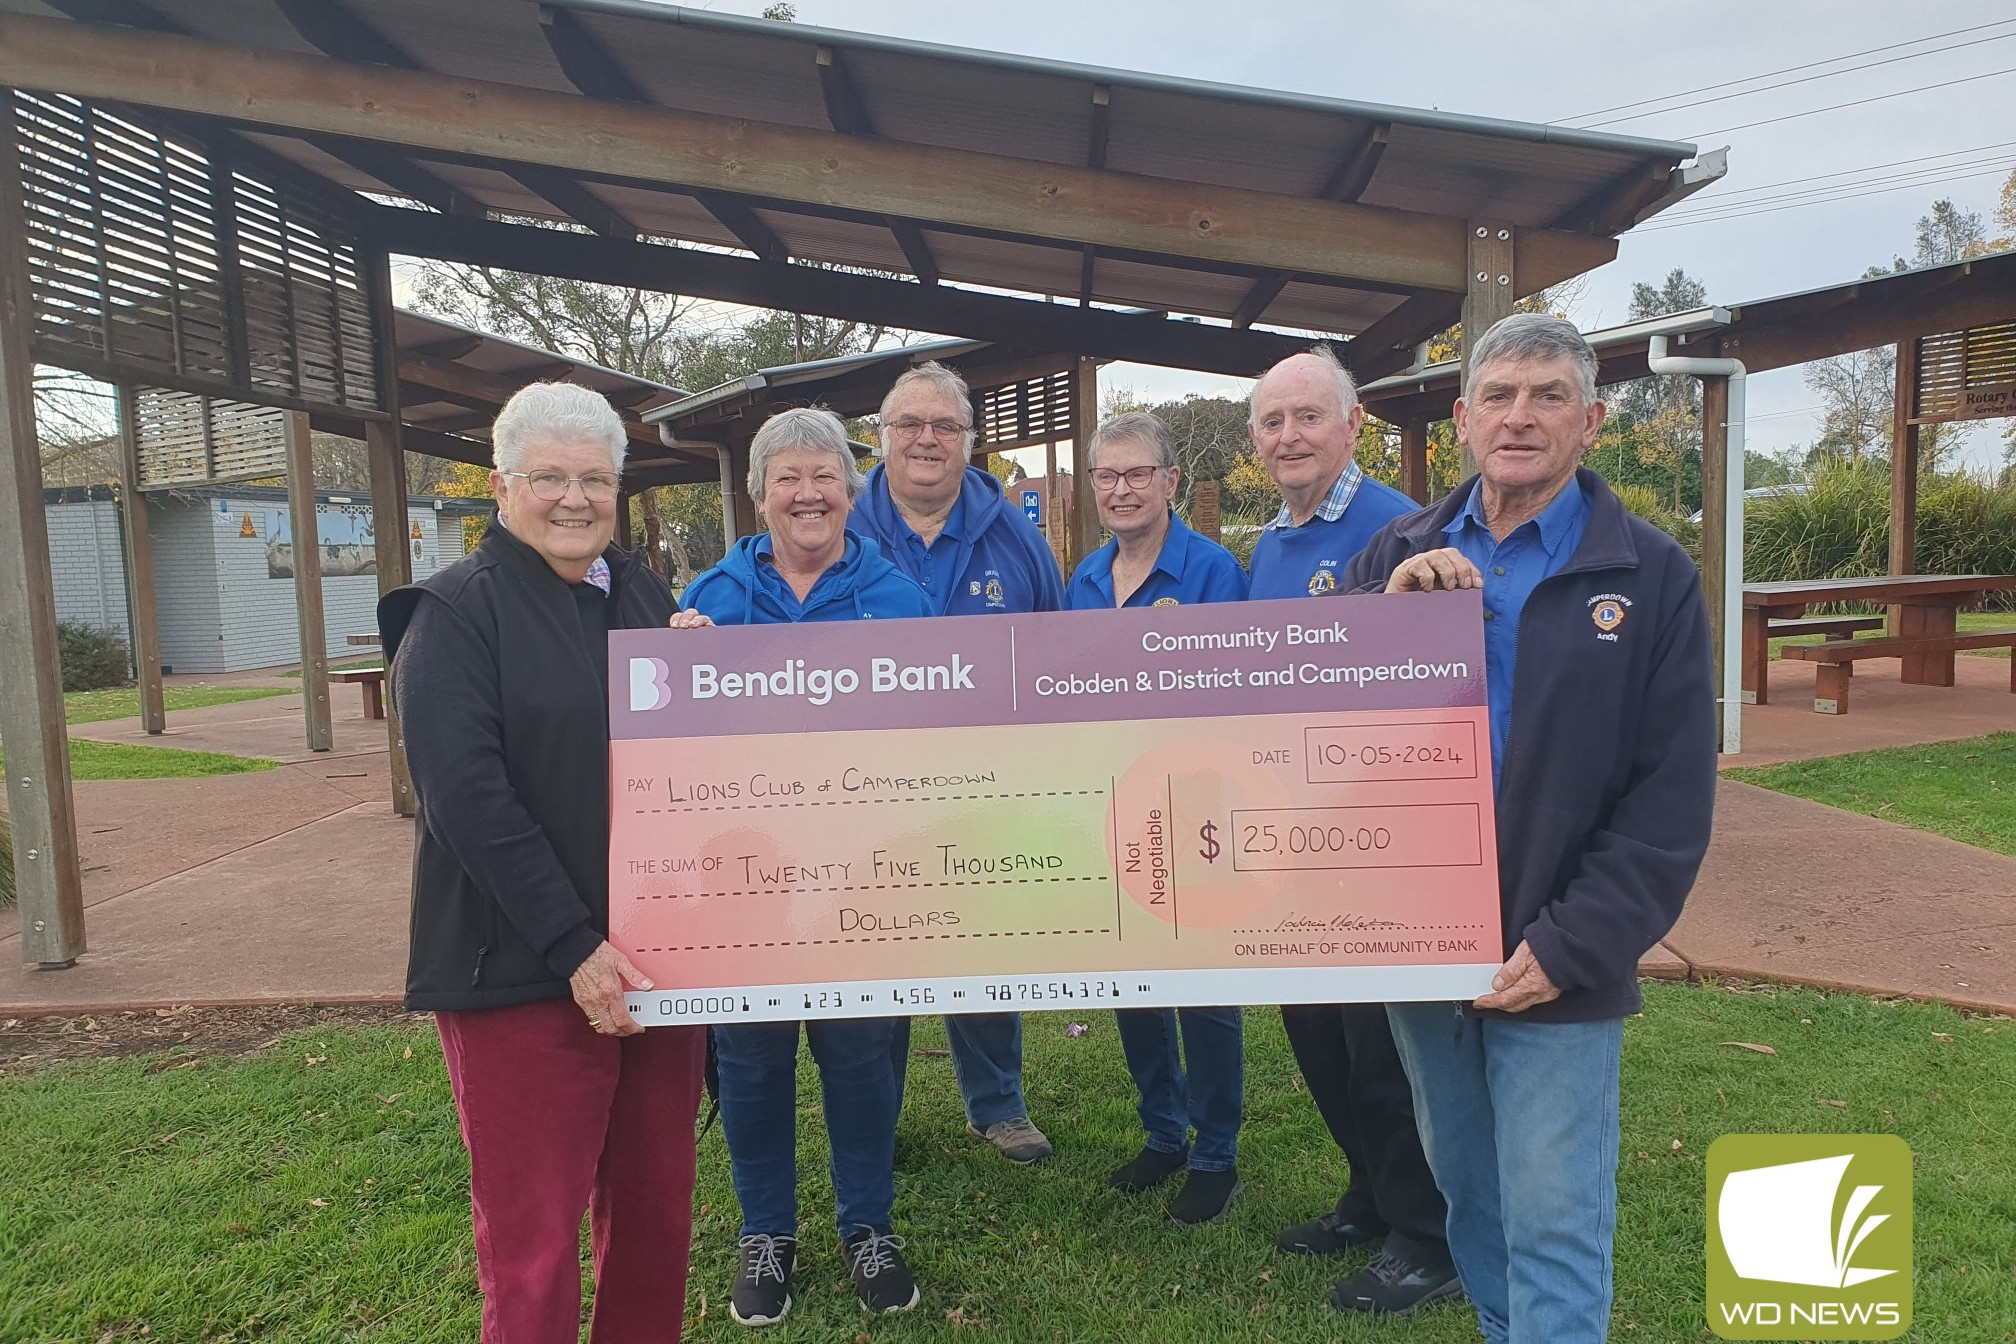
[2,0,1715,345]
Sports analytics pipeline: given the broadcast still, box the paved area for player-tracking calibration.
[3,658,2012,1016]
[1729,650,2012,768]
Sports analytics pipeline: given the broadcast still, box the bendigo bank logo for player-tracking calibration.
[1706,1135,1911,1339]
[629,657,673,712]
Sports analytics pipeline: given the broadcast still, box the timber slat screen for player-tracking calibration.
[11,90,382,416]
[133,387,286,488]
[1913,322,2016,422]
[978,367,1074,452]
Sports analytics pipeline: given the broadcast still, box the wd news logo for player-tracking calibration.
[1707,1135,1912,1340]
[629,657,672,712]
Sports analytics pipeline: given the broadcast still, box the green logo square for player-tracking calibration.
[1707,1134,1912,1339]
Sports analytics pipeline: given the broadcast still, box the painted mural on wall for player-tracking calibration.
[262,508,400,579]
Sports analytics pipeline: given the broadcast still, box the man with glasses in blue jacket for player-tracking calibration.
[852,360,1066,1167]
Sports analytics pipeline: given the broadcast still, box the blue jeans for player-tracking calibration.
[890,1013,1028,1128]
[1387,1004,1624,1344]
[1115,1006,1242,1171]
[715,1017,899,1237]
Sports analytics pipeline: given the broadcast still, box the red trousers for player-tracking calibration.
[436,998,707,1344]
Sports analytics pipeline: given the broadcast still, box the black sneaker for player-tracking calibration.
[1276,1208,1387,1256]
[843,1229,920,1314]
[729,1233,795,1327]
[1330,1249,1464,1315]
[1108,1143,1189,1193]
[1168,1167,1242,1224]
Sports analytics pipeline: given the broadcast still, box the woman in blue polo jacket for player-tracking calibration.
[1066,411,1249,1226]
[673,407,929,1328]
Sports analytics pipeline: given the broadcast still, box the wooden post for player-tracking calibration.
[1400,419,1430,503]
[1888,339,1920,584]
[0,109,87,966]
[284,409,333,752]
[364,244,414,813]
[1699,374,1729,744]
[1190,479,1222,542]
[615,490,636,551]
[115,384,166,734]
[1459,221,1515,478]
[641,488,666,577]
[1043,438,1065,569]
[1069,356,1101,572]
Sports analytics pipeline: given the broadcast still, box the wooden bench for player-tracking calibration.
[1766,616,1885,640]
[1780,630,2016,714]
[331,665,387,720]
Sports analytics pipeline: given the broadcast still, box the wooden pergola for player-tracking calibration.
[1358,248,2016,749]
[0,0,1716,969]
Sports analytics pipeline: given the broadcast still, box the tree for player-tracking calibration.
[1612,268,1708,431]
[1991,168,2016,251]
[1803,346,1893,468]
[1892,198,1991,271]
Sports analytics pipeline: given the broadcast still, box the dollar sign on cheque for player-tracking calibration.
[1198,821,1221,864]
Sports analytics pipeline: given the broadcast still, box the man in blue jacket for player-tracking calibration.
[1345,314,1716,1344]
[1248,348,1457,1317]
[851,360,1065,1167]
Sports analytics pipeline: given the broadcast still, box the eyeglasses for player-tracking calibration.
[885,417,972,440]
[1091,465,1168,491]
[505,470,620,503]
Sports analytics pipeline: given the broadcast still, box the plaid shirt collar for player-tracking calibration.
[497,511,612,593]
[1265,461,1364,531]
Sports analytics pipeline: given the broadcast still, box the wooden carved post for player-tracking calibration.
[1190,479,1222,542]
[284,409,333,752]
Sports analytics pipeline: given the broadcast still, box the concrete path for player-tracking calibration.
[4,658,2011,1016]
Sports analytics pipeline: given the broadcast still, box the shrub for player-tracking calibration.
[0,811,13,910]
[1744,463,2016,609]
[1612,482,1702,565]
[57,621,133,692]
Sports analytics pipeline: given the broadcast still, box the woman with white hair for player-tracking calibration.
[379,381,706,1344]
[675,406,929,1327]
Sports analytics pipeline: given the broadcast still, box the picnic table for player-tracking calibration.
[337,632,387,719]
[1744,575,2016,713]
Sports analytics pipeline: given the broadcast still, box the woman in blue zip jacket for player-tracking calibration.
[1064,411,1251,1226]
[674,407,930,1328]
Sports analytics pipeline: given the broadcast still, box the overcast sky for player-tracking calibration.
[682,0,2015,471]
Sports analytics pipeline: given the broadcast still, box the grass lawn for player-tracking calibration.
[1726,732,2015,857]
[0,739,276,782]
[63,685,292,725]
[2,983,2010,1343]
[1771,610,2014,661]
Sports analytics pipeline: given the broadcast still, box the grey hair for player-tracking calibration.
[1087,410,1177,471]
[1463,313,1599,404]
[748,406,866,500]
[1249,344,1358,425]
[492,381,628,474]
[877,359,976,459]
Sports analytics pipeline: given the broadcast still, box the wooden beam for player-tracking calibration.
[1459,220,1515,474]
[1076,85,1111,306]
[115,384,165,734]
[814,46,876,136]
[1399,418,1429,503]
[312,137,484,216]
[694,190,788,262]
[1230,124,1388,329]
[409,333,486,361]
[364,242,415,814]
[0,15,1624,293]
[284,409,334,752]
[1889,337,1920,582]
[508,166,640,240]
[397,350,664,455]
[0,113,87,966]
[373,209,1310,377]
[889,219,940,286]
[538,5,648,103]
[1068,357,1101,573]
[1346,293,1462,381]
[271,0,417,70]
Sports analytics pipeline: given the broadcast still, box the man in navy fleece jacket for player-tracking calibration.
[1343,314,1716,1344]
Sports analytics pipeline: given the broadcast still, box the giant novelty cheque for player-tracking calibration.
[607,590,1502,1026]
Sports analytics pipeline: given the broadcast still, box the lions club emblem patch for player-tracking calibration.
[1307,569,1338,596]
[1152,596,1180,607]
[984,575,1006,607]
[1589,594,1630,634]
